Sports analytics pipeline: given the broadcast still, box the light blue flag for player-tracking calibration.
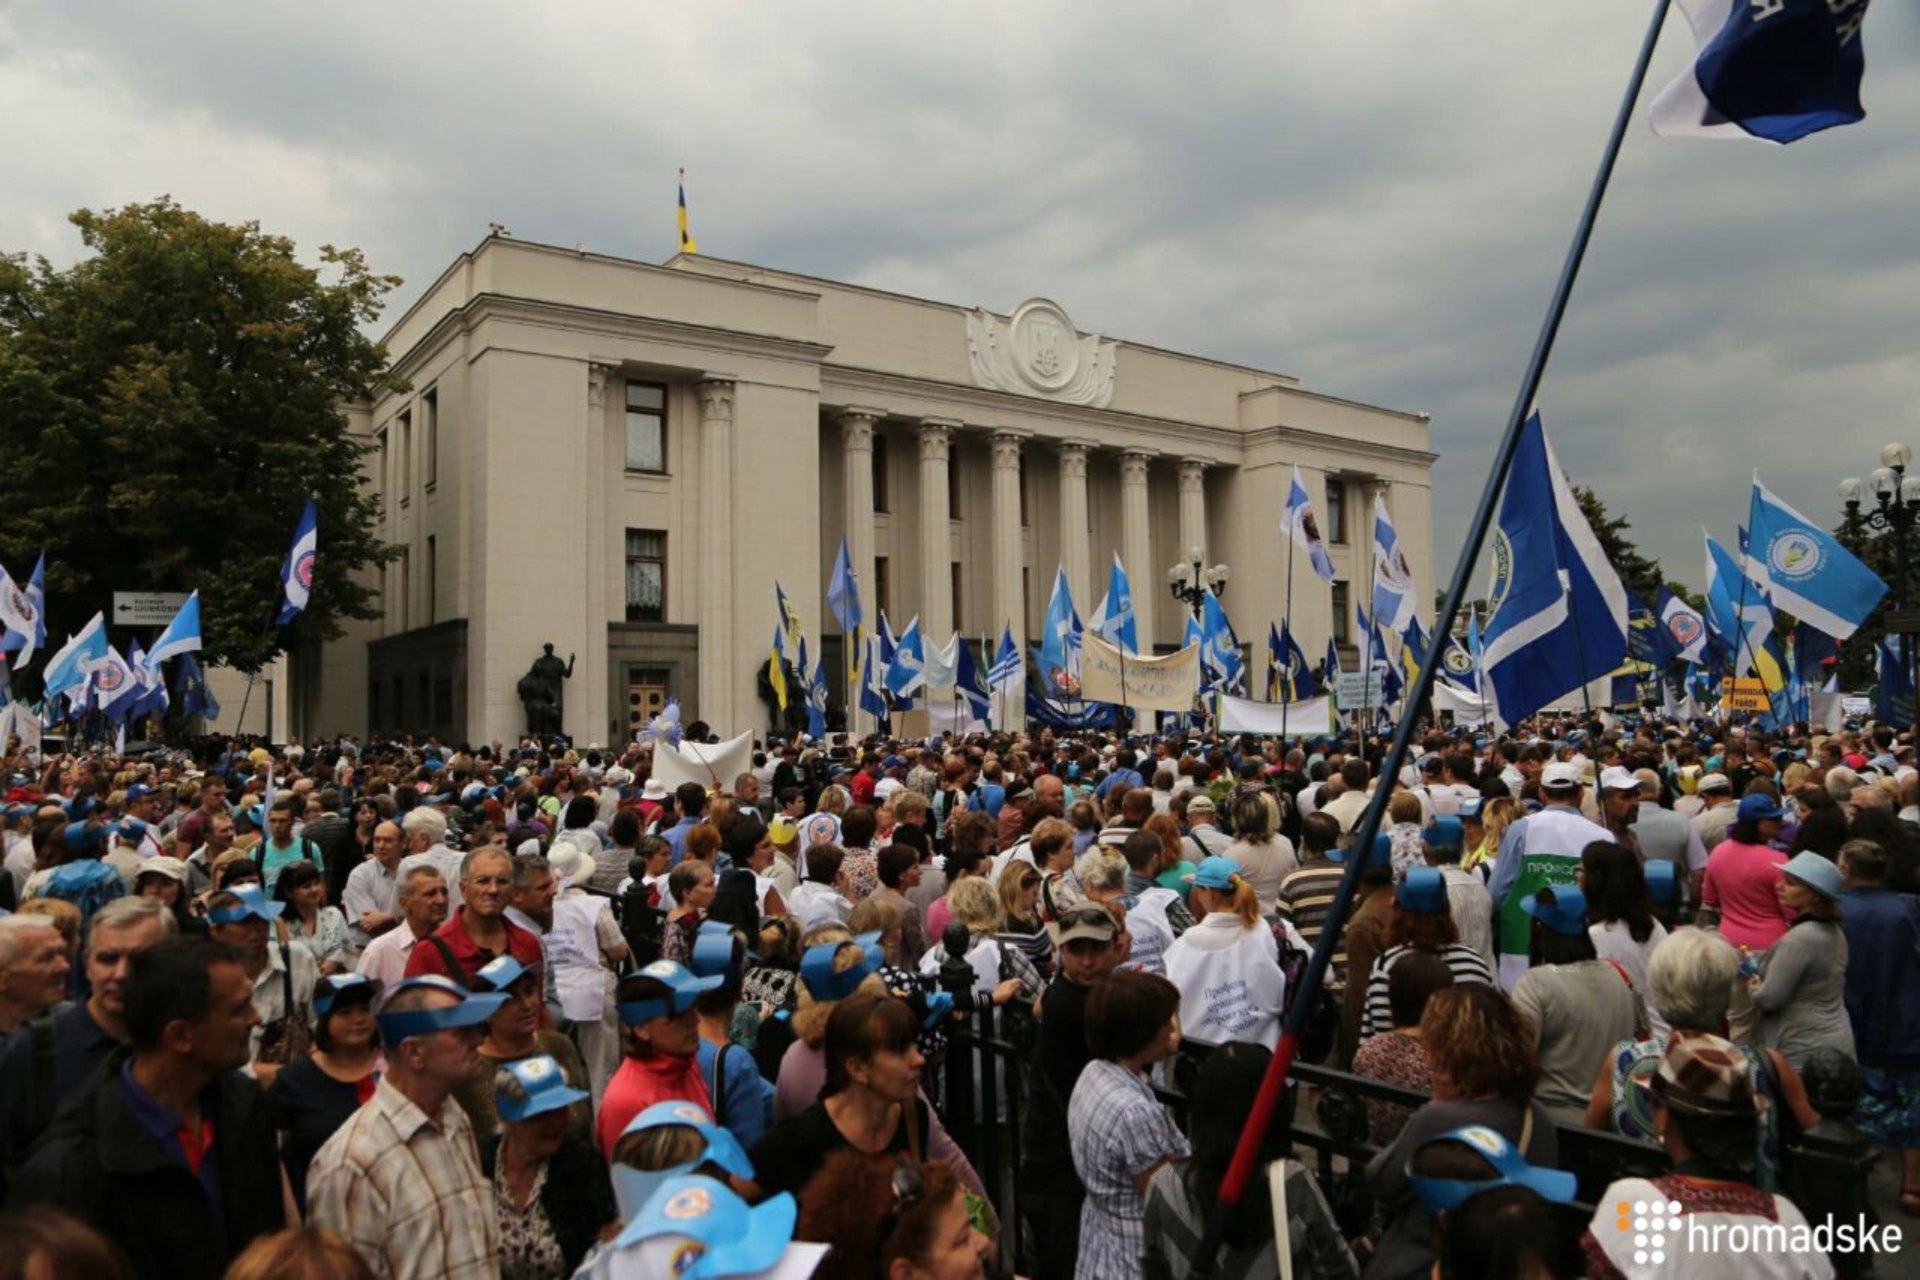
[1283,464,1337,584]
[42,612,107,698]
[827,538,863,634]
[1038,568,1083,696]
[0,553,45,664]
[277,498,317,625]
[1651,0,1871,144]
[1479,413,1630,730]
[1747,476,1886,640]
[803,637,828,740]
[1705,532,1780,684]
[885,616,925,697]
[988,624,1022,690]
[145,591,203,670]
[1096,553,1139,654]
[1199,591,1243,694]
[1370,493,1417,634]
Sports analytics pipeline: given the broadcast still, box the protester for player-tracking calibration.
[1409,1131,1581,1280]
[1751,851,1855,1071]
[455,953,590,1143]
[1836,837,1920,1212]
[341,819,405,951]
[1351,951,1453,1144]
[1701,793,1794,951]
[1486,761,1610,989]
[795,1151,989,1280]
[205,884,317,1088]
[0,1206,139,1280]
[1510,884,1643,1126]
[0,914,70,1040]
[354,865,446,986]
[541,844,627,1097]
[221,1227,376,1280]
[1581,839,1670,1034]
[598,959,721,1154]
[476,1054,616,1280]
[266,971,382,1212]
[403,845,543,983]
[275,858,354,974]
[1422,814,1494,971]
[1165,856,1285,1049]
[1361,865,1495,1039]
[1223,790,1297,914]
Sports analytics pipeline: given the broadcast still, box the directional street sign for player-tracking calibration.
[113,591,190,627]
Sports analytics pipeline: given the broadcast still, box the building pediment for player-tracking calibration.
[965,297,1117,408]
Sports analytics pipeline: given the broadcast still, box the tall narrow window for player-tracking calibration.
[872,434,890,513]
[1331,580,1350,644]
[422,389,438,488]
[951,563,963,631]
[426,536,437,625]
[948,454,962,518]
[1324,478,1347,545]
[1019,457,1030,527]
[875,557,891,620]
[375,428,390,526]
[1023,568,1032,631]
[397,549,410,632]
[625,381,667,472]
[398,409,413,499]
[625,530,666,622]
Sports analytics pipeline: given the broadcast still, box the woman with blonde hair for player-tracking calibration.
[1165,857,1287,1049]
[1462,795,1515,881]
[1223,791,1297,915]
[995,857,1053,979]
[848,894,906,968]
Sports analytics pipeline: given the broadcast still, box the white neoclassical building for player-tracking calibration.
[296,234,1435,745]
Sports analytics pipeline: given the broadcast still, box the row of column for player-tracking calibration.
[835,409,1215,726]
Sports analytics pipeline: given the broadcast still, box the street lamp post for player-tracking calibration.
[1840,442,1920,711]
[1167,546,1228,621]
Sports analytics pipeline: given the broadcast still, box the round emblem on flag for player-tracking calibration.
[662,1186,712,1221]
[1768,531,1822,583]
[1444,647,1474,675]
[1484,531,1515,623]
[1667,612,1703,649]
[294,550,317,591]
[97,665,126,692]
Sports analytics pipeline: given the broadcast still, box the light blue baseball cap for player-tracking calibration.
[495,1053,589,1123]
[617,959,723,1025]
[1408,1125,1577,1214]
[613,1100,756,1221]
[374,975,508,1046]
[609,1174,799,1279]
[207,885,284,925]
[1189,857,1240,891]
[797,933,884,1003]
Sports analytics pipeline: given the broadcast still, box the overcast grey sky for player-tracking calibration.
[4,1,1915,599]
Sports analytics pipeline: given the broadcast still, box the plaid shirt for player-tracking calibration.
[1068,1058,1191,1280]
[308,1077,500,1280]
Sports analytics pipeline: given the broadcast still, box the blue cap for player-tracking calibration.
[62,821,103,853]
[207,885,285,925]
[618,959,724,1025]
[1424,816,1464,849]
[1190,857,1241,891]
[613,1100,756,1221]
[1396,867,1448,913]
[690,921,747,985]
[1458,797,1484,820]
[113,818,148,844]
[1521,884,1588,936]
[609,1175,798,1279]
[496,1053,590,1123]
[474,953,539,993]
[1328,832,1392,869]
[1781,852,1842,902]
[421,758,444,773]
[125,784,158,803]
[374,975,508,1045]
[314,972,381,1018]
[798,934,884,1002]
[1644,860,1679,905]
[1408,1125,1577,1214]
[1736,793,1789,823]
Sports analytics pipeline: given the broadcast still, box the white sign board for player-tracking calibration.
[113,591,190,626]
[1336,671,1384,705]
[1079,634,1202,713]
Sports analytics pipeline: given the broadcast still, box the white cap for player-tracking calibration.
[1541,761,1583,790]
[1598,766,1640,793]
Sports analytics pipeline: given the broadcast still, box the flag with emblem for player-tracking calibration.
[277,499,318,625]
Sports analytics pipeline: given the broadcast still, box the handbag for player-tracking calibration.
[255,942,315,1065]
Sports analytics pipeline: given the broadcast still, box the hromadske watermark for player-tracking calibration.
[1614,1199,1903,1265]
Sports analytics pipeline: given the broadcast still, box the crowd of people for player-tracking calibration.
[0,712,1912,1278]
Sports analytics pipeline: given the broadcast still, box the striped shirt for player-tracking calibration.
[308,1077,500,1280]
[1362,944,1495,1038]
[1273,862,1348,985]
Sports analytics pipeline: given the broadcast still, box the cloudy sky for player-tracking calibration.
[4,1,1915,599]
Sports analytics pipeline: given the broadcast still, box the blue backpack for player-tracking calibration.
[41,860,126,999]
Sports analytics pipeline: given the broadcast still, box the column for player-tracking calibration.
[697,380,737,730]
[991,432,1028,728]
[1177,458,1208,563]
[575,364,614,744]
[1057,441,1094,610]
[917,418,958,640]
[1120,449,1158,652]
[838,407,885,727]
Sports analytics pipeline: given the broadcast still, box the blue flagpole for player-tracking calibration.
[1196,0,1677,1268]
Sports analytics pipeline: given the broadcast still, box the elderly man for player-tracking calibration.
[0,915,70,1042]
[357,866,450,987]
[1485,761,1611,990]
[206,886,316,1089]
[8,935,285,1280]
[343,819,406,949]
[397,806,466,911]
[1691,772,1739,850]
[308,976,506,1280]
[0,898,173,1170]
[405,846,544,986]
[1596,766,1646,862]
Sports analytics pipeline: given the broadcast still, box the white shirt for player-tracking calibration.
[1166,913,1286,1049]
[343,859,400,947]
[398,845,466,910]
[356,920,424,987]
[790,881,852,932]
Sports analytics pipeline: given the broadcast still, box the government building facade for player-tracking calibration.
[299,234,1435,745]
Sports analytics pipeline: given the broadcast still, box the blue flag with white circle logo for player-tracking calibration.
[1747,475,1885,640]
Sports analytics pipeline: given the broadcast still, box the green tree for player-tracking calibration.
[1572,486,1668,605]
[0,198,402,676]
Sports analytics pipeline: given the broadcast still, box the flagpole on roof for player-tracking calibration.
[1194,0,1678,1269]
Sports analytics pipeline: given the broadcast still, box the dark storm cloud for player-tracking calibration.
[4,0,1917,595]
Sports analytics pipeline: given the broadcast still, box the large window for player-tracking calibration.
[626,530,666,622]
[951,563,963,631]
[872,434,890,513]
[875,556,891,620]
[1324,478,1347,545]
[1331,580,1350,644]
[398,409,413,500]
[625,381,667,472]
[422,389,438,488]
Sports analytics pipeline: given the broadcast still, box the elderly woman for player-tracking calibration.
[1583,926,1819,1192]
[1361,866,1494,1038]
[916,876,1040,1013]
[266,972,383,1212]
[1068,971,1190,1280]
[1366,984,1559,1280]
[1580,1037,1830,1278]
[1752,852,1855,1072]
[1165,857,1286,1049]
[477,1054,616,1280]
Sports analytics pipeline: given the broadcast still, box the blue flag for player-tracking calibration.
[1370,494,1417,635]
[1656,586,1711,666]
[1283,464,1337,584]
[1095,553,1139,654]
[955,635,990,721]
[1479,413,1630,730]
[802,637,828,740]
[174,653,220,720]
[885,617,926,697]
[1038,568,1083,697]
[42,612,107,699]
[988,624,1022,691]
[278,499,317,625]
[146,591,203,671]
[1877,636,1915,727]
[1321,636,1342,687]
[1747,476,1887,640]
[1652,0,1870,145]
[1705,532,1786,689]
[1626,591,1677,669]
[1270,621,1317,702]
[1199,592,1242,694]
[859,635,893,723]
[827,538,863,635]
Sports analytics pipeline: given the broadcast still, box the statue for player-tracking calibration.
[519,643,575,737]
